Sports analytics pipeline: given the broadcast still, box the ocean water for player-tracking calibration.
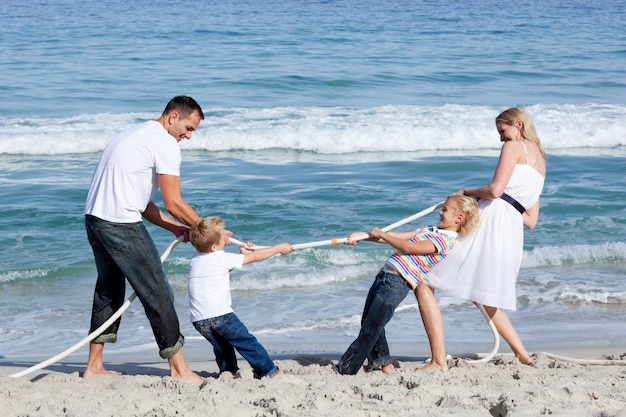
[1,0,625,364]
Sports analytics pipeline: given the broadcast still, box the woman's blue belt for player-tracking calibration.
[500,193,526,214]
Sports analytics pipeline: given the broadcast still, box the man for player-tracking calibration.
[83,96,208,384]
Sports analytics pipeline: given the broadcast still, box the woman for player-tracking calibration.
[417,107,547,369]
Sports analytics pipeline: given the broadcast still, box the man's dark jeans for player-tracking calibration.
[85,214,184,359]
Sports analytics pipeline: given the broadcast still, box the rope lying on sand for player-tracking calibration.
[8,202,625,378]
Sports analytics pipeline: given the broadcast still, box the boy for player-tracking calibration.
[337,194,479,375]
[188,216,294,379]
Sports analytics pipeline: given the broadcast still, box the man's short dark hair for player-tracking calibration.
[162,96,204,120]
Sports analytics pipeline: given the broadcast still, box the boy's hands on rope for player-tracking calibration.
[240,242,295,255]
[239,242,258,254]
[274,242,296,255]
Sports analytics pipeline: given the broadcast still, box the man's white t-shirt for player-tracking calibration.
[188,250,244,323]
[85,121,181,223]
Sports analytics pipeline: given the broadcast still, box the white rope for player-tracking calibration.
[9,236,184,378]
[470,303,501,363]
[463,303,626,366]
[538,352,626,365]
[230,201,446,249]
[460,352,626,366]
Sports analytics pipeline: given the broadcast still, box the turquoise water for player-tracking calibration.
[1,0,625,361]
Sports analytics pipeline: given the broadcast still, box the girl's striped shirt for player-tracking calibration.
[383,226,457,289]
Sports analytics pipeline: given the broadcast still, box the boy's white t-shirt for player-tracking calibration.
[85,121,181,223]
[188,250,244,323]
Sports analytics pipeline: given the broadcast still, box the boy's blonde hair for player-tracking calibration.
[190,216,225,253]
[446,194,480,236]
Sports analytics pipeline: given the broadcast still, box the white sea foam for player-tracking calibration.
[523,241,626,268]
[254,314,363,335]
[0,268,53,283]
[3,104,625,156]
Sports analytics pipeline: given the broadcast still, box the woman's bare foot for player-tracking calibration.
[381,364,395,374]
[517,353,533,365]
[420,361,448,371]
[83,366,117,379]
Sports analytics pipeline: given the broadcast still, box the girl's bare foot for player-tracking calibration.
[518,353,533,365]
[381,364,395,374]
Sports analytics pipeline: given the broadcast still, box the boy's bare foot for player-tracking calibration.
[381,364,395,374]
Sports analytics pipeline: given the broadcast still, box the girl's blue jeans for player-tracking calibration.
[193,312,277,379]
[337,271,411,375]
[85,214,184,359]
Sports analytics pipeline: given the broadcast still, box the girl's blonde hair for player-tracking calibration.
[496,107,547,161]
[446,194,480,236]
[190,216,225,253]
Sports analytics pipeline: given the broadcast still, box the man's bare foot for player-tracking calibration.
[84,342,112,378]
[168,350,205,385]
[381,364,395,374]
[420,361,448,371]
[172,369,204,385]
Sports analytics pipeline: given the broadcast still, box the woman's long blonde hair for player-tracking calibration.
[496,107,547,161]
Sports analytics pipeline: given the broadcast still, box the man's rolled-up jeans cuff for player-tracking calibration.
[92,333,117,344]
[159,334,185,359]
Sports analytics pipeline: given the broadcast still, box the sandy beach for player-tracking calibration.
[2,346,625,417]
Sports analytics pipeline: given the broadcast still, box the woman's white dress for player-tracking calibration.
[423,164,544,311]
